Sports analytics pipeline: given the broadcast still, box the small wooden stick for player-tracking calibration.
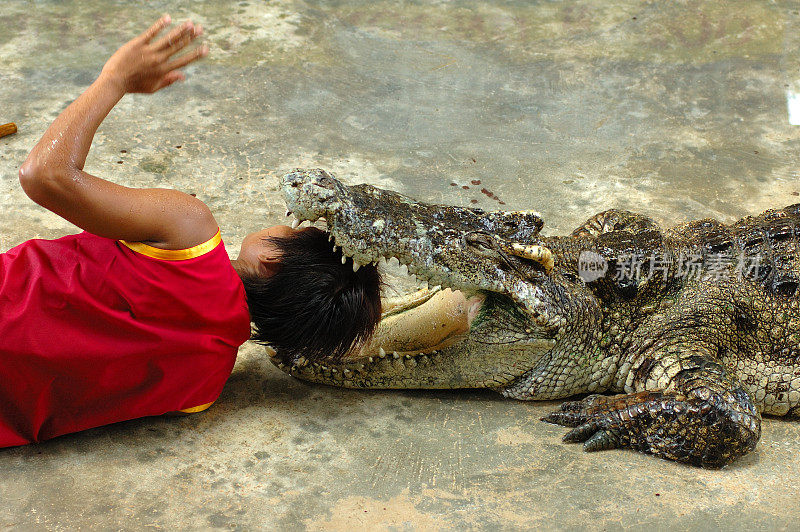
[0,123,17,139]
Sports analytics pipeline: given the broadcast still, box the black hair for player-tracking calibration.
[240,227,382,362]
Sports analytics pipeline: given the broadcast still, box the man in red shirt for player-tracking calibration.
[3,16,381,447]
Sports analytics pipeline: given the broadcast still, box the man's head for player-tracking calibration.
[233,226,382,362]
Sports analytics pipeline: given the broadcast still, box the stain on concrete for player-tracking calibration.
[138,152,175,175]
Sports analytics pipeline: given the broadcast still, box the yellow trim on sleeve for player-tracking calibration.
[120,229,222,261]
[178,401,215,414]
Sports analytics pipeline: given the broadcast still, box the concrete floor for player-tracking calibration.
[2,0,800,529]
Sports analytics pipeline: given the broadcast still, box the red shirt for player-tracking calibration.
[0,230,251,447]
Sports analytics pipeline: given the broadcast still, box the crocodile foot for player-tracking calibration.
[542,389,760,468]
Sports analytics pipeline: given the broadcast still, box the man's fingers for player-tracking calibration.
[164,25,203,57]
[159,30,195,58]
[153,20,197,53]
[164,45,209,72]
[153,71,185,92]
[139,14,171,43]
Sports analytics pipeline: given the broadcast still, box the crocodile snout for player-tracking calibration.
[283,168,341,193]
[281,168,347,219]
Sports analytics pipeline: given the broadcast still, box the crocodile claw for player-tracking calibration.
[542,395,627,451]
[540,408,586,428]
[563,422,623,451]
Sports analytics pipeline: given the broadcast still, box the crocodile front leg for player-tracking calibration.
[543,349,761,468]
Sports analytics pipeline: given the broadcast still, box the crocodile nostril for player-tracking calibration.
[314,178,335,190]
[291,182,300,188]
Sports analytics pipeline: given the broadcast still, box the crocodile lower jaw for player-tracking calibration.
[266,338,460,388]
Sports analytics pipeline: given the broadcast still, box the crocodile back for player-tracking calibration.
[667,204,800,297]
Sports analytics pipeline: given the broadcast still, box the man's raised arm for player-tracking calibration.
[18,15,216,250]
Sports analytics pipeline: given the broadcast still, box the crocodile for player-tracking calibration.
[273,168,800,468]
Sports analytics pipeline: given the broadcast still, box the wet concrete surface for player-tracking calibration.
[2,0,800,529]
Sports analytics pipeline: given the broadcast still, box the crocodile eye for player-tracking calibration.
[465,232,497,255]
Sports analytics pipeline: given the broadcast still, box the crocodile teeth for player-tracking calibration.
[379,347,386,357]
[291,218,300,229]
[333,244,338,252]
[353,261,360,273]
[341,255,346,264]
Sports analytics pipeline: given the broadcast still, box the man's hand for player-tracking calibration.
[100,15,209,94]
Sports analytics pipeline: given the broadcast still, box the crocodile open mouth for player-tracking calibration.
[267,212,485,383]
[271,168,558,389]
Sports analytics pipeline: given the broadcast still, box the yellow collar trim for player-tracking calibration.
[120,229,222,261]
